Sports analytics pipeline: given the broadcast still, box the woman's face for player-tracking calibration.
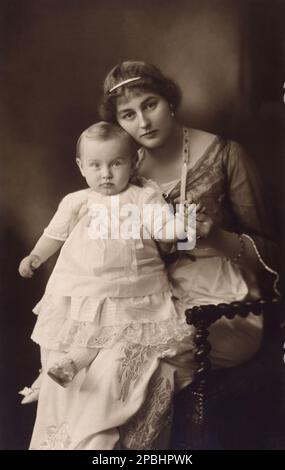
[116,90,174,149]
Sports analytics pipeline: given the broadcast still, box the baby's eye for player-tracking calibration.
[90,162,100,169]
[112,160,123,168]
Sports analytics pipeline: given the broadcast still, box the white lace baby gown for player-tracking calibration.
[30,183,195,450]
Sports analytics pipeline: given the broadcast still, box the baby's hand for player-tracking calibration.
[18,254,42,278]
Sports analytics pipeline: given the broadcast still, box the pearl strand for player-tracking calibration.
[242,233,281,297]
[180,128,190,203]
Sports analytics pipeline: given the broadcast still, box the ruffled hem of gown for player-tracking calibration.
[31,292,194,353]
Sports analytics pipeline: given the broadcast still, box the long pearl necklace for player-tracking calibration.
[180,128,190,203]
[177,127,193,251]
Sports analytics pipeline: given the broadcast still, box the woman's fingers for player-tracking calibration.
[196,213,214,239]
[172,195,182,205]
[196,202,206,213]
[196,212,209,222]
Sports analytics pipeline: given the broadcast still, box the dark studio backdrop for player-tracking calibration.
[0,0,284,450]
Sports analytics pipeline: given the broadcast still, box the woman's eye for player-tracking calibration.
[146,100,157,110]
[122,112,135,120]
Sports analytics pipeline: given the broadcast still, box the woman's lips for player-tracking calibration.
[140,130,158,138]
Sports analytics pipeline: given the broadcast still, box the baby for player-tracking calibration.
[19,122,195,402]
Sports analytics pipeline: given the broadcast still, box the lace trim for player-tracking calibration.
[242,233,281,297]
[38,422,71,450]
[32,311,194,353]
[117,343,174,402]
[121,371,172,450]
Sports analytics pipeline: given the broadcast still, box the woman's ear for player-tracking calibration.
[169,104,175,117]
[76,158,85,177]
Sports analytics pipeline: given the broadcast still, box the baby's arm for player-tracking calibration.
[19,191,85,278]
[19,235,64,278]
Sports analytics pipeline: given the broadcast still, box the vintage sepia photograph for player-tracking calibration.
[1,0,284,452]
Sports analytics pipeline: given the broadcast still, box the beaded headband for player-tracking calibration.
[108,76,142,94]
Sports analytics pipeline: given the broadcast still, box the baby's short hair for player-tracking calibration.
[76,121,137,159]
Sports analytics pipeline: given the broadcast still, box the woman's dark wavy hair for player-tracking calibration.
[99,61,182,122]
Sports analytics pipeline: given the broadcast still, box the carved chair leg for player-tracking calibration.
[184,298,281,449]
[190,322,212,448]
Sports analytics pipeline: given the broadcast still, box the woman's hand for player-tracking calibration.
[195,203,215,242]
[18,254,42,278]
[170,191,193,207]
[172,198,215,245]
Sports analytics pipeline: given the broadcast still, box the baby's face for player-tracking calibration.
[77,137,134,196]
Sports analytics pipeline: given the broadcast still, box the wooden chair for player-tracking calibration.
[170,297,284,449]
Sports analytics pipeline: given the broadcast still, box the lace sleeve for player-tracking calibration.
[225,141,280,296]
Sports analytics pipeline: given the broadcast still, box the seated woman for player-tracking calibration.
[100,60,280,375]
[24,61,279,451]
